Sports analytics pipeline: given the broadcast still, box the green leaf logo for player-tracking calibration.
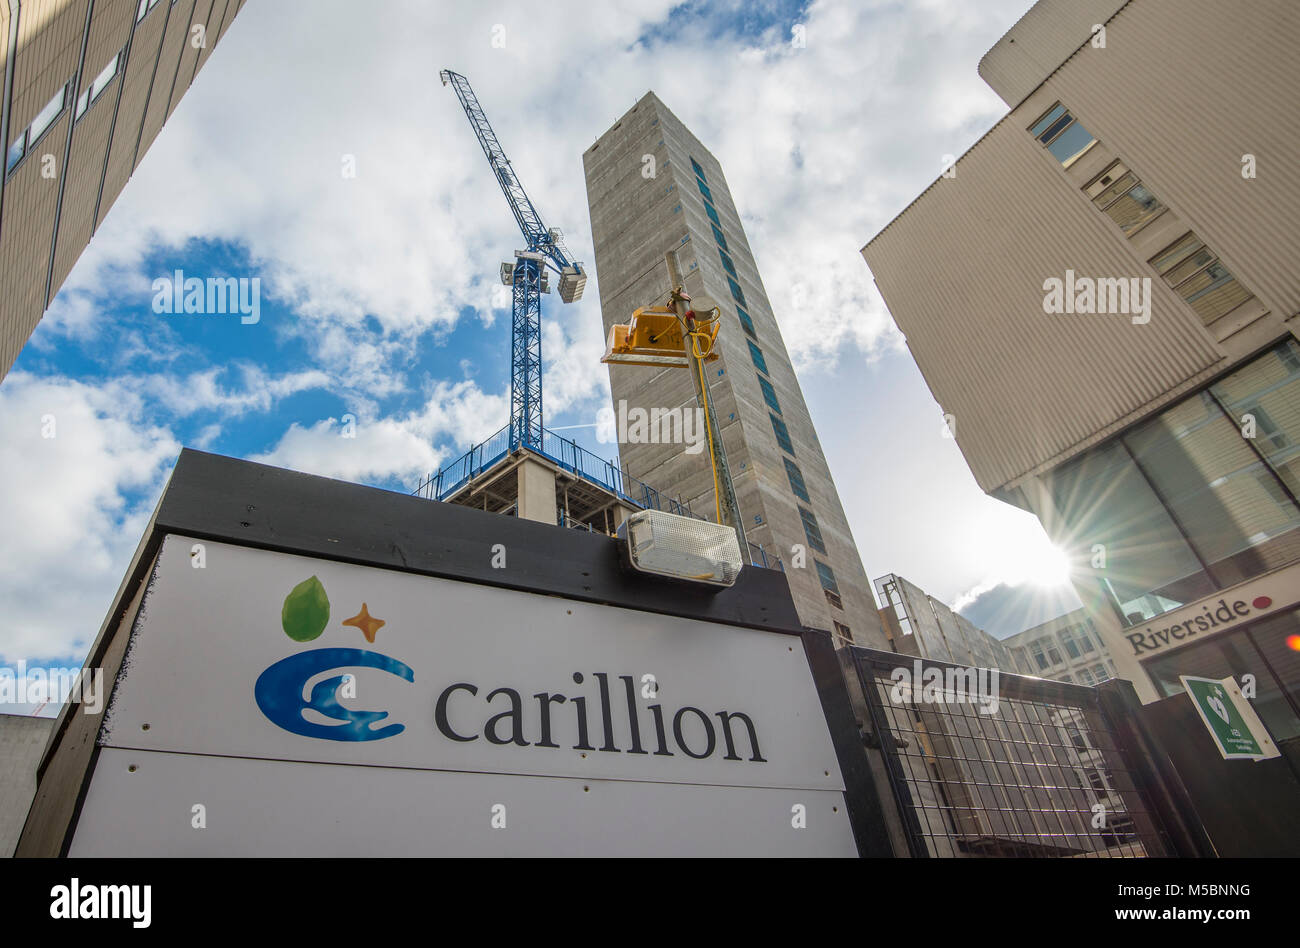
[282,576,330,642]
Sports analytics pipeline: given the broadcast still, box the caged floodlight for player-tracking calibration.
[617,508,743,587]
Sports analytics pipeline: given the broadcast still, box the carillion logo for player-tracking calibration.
[254,577,766,762]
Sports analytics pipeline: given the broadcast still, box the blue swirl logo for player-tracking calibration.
[255,577,412,742]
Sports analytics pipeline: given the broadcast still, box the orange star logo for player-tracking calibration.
[342,603,385,643]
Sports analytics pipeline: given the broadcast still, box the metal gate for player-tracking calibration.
[845,647,1213,857]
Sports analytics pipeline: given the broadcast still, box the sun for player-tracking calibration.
[1025,544,1073,588]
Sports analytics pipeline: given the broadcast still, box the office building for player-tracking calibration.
[584,93,885,648]
[873,572,1016,671]
[860,0,1300,772]
[0,0,246,380]
[1004,609,1118,686]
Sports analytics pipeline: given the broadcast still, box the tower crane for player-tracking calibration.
[439,69,587,451]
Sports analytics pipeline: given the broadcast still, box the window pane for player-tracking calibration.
[1101,181,1164,233]
[137,0,148,20]
[719,250,736,278]
[697,180,712,202]
[1163,246,1217,286]
[710,223,727,250]
[1039,113,1074,143]
[1091,172,1137,209]
[1030,104,1067,137]
[727,276,745,306]
[759,376,781,414]
[6,134,24,173]
[784,458,809,501]
[815,560,839,593]
[29,86,66,144]
[704,203,719,226]
[690,157,705,180]
[90,54,119,100]
[747,340,768,374]
[1050,441,1214,625]
[770,414,794,455]
[1046,121,1096,166]
[1124,390,1300,585]
[737,307,756,337]
[1211,339,1300,496]
[1151,232,1206,277]
[1178,261,1253,322]
[799,507,826,554]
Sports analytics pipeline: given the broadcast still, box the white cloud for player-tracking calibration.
[0,374,179,662]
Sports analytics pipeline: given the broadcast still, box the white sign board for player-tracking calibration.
[71,535,855,856]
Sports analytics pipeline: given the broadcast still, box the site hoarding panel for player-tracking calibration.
[70,748,856,857]
[72,532,856,855]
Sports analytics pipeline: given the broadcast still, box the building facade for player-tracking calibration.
[1003,609,1118,686]
[873,572,1016,671]
[860,0,1300,773]
[0,0,246,380]
[583,93,885,647]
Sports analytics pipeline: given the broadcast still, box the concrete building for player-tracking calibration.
[0,0,246,381]
[583,93,884,648]
[0,713,53,856]
[873,572,1016,671]
[868,573,1140,855]
[1004,608,1119,686]
[860,0,1300,773]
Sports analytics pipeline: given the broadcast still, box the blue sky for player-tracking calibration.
[0,0,1081,710]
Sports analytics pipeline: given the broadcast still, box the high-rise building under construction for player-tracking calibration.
[583,93,885,648]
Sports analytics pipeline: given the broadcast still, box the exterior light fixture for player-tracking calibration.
[617,508,743,587]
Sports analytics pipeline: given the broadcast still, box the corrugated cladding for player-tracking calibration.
[864,0,1299,494]
[978,0,1128,108]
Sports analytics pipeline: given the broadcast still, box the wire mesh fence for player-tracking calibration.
[847,647,1182,857]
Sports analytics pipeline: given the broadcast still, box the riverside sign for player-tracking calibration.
[61,527,858,857]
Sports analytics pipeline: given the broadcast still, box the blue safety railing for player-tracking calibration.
[413,424,695,518]
[413,424,783,570]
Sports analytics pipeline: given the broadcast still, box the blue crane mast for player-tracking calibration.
[439,69,587,451]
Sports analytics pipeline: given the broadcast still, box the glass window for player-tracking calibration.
[727,276,745,306]
[6,132,24,174]
[799,507,826,554]
[28,85,67,145]
[719,250,737,279]
[784,457,809,501]
[710,223,727,251]
[737,307,756,338]
[697,179,713,203]
[1050,440,1215,625]
[1060,627,1082,659]
[747,340,768,375]
[815,560,839,594]
[1124,390,1300,587]
[690,156,705,180]
[90,54,119,100]
[1100,181,1164,234]
[1030,104,1067,138]
[704,202,720,227]
[770,413,794,455]
[759,375,781,415]
[1178,262,1254,323]
[1150,231,1255,325]
[833,621,853,644]
[1211,338,1300,496]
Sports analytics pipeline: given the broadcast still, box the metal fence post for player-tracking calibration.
[1095,678,1217,857]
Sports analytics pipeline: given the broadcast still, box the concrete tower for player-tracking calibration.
[583,92,885,648]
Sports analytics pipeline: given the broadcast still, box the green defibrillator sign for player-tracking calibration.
[1180,675,1280,761]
